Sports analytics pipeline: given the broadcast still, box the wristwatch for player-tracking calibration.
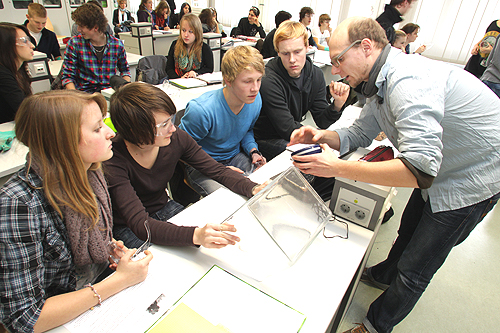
[250,150,262,157]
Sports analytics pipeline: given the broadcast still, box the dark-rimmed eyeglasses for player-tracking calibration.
[331,40,362,68]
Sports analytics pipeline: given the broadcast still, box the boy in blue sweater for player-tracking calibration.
[179,45,266,196]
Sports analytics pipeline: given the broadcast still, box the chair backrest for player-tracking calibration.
[136,55,168,84]
[255,39,264,53]
[230,27,240,38]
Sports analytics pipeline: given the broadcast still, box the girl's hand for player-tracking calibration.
[115,248,153,287]
[193,224,240,248]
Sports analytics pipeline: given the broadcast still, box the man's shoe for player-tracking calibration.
[342,323,369,333]
[360,267,390,291]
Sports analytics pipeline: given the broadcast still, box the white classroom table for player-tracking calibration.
[48,148,375,333]
[47,53,144,82]
[0,121,28,179]
[101,82,223,112]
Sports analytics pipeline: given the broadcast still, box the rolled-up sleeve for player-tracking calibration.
[385,71,444,177]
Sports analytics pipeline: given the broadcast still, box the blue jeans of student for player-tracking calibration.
[482,80,500,98]
[363,189,500,333]
[113,200,185,249]
[256,138,288,161]
[186,152,252,197]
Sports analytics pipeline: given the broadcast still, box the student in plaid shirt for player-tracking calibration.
[62,3,130,92]
[0,91,152,332]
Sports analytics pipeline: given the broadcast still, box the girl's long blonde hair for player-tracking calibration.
[15,90,107,226]
[174,13,203,63]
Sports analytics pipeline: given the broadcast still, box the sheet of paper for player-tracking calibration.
[169,78,207,89]
[197,72,223,83]
[148,266,306,333]
[63,250,177,333]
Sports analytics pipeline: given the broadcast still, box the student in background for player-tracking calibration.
[137,0,153,24]
[199,8,219,33]
[62,3,131,92]
[71,0,114,37]
[401,23,426,54]
[376,0,414,44]
[153,1,171,30]
[180,46,266,196]
[0,22,33,124]
[23,3,61,60]
[234,6,266,38]
[299,7,318,49]
[104,83,266,248]
[0,90,153,332]
[166,0,176,25]
[261,10,291,59]
[312,14,332,51]
[171,2,191,29]
[393,29,407,51]
[465,20,500,78]
[166,13,213,79]
[481,35,500,98]
[113,0,135,35]
[210,7,226,37]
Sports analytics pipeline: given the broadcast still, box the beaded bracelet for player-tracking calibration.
[84,283,102,310]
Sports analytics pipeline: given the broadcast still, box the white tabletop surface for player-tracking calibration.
[0,122,28,179]
[163,151,374,333]
[101,82,223,112]
[47,53,143,79]
[48,150,374,333]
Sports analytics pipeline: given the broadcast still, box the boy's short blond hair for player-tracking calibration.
[221,45,264,84]
[273,21,308,53]
[28,3,47,18]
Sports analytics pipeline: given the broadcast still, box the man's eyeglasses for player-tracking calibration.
[16,36,32,47]
[155,113,176,137]
[331,40,362,68]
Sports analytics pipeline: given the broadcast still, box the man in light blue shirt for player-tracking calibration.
[289,17,500,333]
[180,45,266,196]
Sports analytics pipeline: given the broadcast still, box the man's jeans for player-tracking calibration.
[364,189,500,333]
[186,152,252,197]
[482,80,500,98]
[255,138,289,161]
[113,200,185,249]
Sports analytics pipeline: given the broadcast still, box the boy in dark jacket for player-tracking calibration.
[253,21,350,160]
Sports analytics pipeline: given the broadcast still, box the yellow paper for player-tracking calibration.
[148,302,231,333]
